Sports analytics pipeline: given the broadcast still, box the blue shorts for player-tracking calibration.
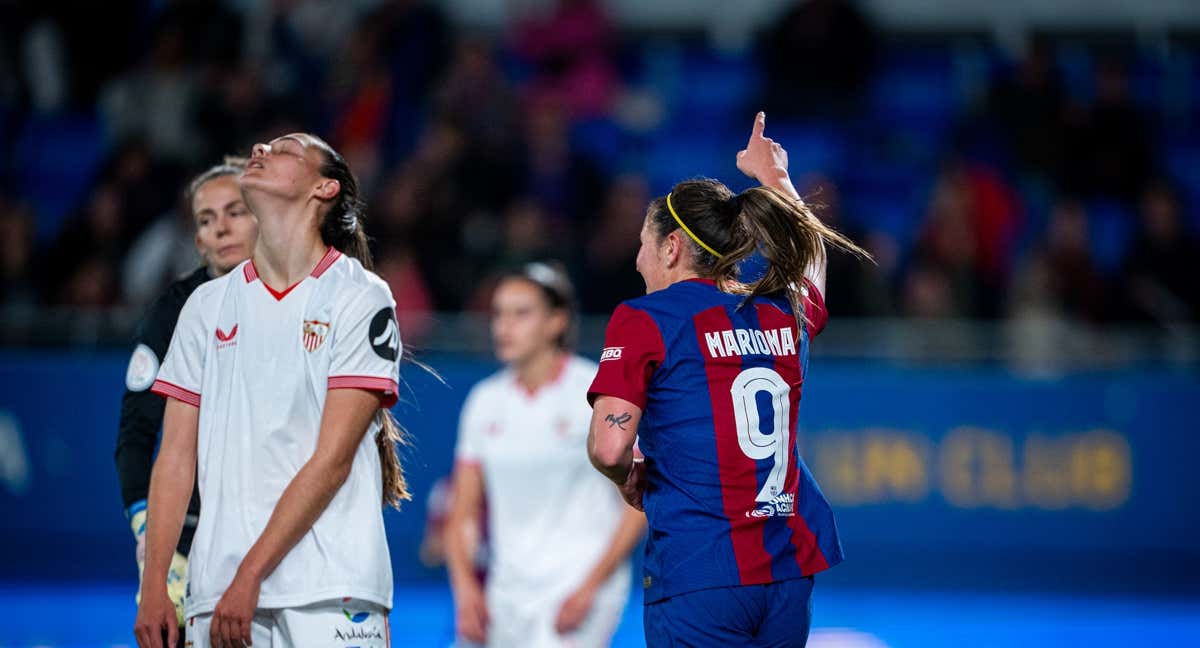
[643,577,814,648]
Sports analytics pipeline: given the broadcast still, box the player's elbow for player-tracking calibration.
[588,429,628,473]
[311,453,354,489]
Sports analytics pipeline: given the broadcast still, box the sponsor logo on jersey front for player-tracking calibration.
[600,346,623,361]
[216,324,238,349]
[745,492,795,518]
[302,319,331,352]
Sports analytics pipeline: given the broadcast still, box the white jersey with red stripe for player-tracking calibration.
[152,247,401,616]
[455,356,630,645]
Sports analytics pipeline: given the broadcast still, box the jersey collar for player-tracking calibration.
[243,247,343,300]
[514,352,570,399]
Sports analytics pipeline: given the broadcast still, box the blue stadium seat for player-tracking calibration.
[676,47,760,124]
[570,117,626,172]
[1163,138,1200,230]
[643,128,736,195]
[12,113,107,243]
[763,121,849,178]
[1085,198,1136,273]
[869,46,959,141]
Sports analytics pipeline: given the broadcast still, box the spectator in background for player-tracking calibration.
[961,162,1022,291]
[512,0,620,119]
[99,20,203,165]
[1010,199,1107,324]
[906,165,991,318]
[910,161,1021,318]
[108,139,186,238]
[376,238,434,346]
[802,176,895,317]
[434,37,523,204]
[327,13,394,187]
[901,261,958,319]
[581,174,650,314]
[520,96,606,237]
[498,198,558,268]
[0,196,37,307]
[164,0,243,71]
[1121,180,1200,324]
[1061,56,1155,202]
[371,0,452,162]
[14,4,143,112]
[374,125,488,311]
[761,0,877,119]
[44,182,130,308]
[121,200,201,308]
[115,141,206,306]
[194,57,288,165]
[985,36,1067,181]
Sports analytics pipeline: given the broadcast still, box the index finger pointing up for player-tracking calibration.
[751,111,766,141]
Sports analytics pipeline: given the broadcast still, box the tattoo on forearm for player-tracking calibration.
[605,412,631,430]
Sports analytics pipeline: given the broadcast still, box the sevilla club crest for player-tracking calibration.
[301,319,331,352]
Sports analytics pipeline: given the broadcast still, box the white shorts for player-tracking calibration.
[485,571,629,648]
[186,598,388,648]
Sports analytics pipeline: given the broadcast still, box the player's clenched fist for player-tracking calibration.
[619,446,647,511]
[134,586,178,648]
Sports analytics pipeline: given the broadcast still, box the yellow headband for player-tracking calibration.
[666,192,724,259]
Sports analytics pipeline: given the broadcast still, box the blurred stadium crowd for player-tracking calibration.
[1,0,1199,339]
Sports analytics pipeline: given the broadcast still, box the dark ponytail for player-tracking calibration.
[311,136,374,271]
[308,134,411,509]
[648,178,869,329]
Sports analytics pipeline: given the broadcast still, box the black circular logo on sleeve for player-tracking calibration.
[368,307,399,361]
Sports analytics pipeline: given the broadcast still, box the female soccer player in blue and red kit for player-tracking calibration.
[587,113,870,647]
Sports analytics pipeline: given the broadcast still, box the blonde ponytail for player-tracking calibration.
[726,186,870,328]
[376,409,411,509]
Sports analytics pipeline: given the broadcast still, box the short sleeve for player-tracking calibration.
[150,292,206,407]
[587,304,666,409]
[453,387,485,466]
[802,278,828,338]
[327,283,402,407]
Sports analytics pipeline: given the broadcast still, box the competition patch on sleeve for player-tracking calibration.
[125,343,160,392]
[369,307,400,361]
[600,346,623,362]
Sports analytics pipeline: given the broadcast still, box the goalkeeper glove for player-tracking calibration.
[128,500,189,627]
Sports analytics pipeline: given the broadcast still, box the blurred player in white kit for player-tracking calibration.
[446,262,646,648]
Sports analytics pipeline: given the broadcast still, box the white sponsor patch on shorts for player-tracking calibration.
[600,347,623,362]
[125,343,160,391]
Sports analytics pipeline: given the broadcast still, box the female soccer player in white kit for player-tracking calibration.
[134,133,409,648]
[446,262,646,648]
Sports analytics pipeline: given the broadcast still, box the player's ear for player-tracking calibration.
[663,230,683,268]
[548,307,569,339]
[313,178,340,201]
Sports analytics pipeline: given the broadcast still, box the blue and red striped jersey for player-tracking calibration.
[588,278,843,603]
